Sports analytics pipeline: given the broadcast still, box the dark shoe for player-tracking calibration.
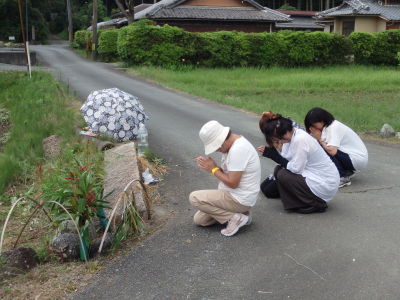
[339,176,351,188]
[296,206,327,214]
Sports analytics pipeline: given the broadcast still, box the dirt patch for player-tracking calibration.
[43,135,62,159]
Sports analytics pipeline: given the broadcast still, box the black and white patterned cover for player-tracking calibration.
[80,88,148,142]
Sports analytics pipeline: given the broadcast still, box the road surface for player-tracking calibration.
[32,42,400,300]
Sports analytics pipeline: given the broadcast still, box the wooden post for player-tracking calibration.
[66,0,73,42]
[17,0,29,67]
[91,0,98,60]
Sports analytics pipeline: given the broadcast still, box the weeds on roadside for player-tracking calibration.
[142,150,166,168]
[0,71,84,194]
[29,140,109,248]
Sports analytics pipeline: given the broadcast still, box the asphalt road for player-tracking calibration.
[33,42,400,300]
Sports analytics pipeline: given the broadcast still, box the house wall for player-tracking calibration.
[377,19,388,31]
[333,16,389,34]
[355,16,379,32]
[183,0,251,7]
[333,18,342,33]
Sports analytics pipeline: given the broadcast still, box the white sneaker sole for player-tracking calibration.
[221,215,249,237]
[339,181,351,188]
[246,214,252,225]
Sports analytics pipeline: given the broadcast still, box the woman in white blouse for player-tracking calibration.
[259,111,339,214]
[304,107,368,188]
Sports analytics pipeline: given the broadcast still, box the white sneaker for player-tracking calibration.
[221,213,249,237]
[245,211,252,225]
[339,176,351,188]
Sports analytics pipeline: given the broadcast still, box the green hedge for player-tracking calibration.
[309,32,352,66]
[350,30,400,65]
[98,29,119,61]
[73,30,88,48]
[118,23,192,66]
[194,31,249,67]
[371,30,400,65]
[244,33,287,67]
[349,32,376,64]
[76,22,400,67]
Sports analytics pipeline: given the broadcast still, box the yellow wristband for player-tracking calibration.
[211,167,220,175]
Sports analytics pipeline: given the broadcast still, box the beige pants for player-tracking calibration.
[189,189,250,226]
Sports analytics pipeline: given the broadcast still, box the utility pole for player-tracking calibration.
[66,0,73,42]
[91,0,98,60]
[25,0,28,41]
[17,0,28,64]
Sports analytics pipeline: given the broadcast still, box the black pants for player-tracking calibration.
[260,177,280,199]
[330,150,355,177]
[275,166,327,211]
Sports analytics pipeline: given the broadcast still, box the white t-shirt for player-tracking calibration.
[281,129,339,202]
[218,137,261,207]
[321,120,368,171]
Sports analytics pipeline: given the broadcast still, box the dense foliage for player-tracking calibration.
[350,30,400,65]
[32,140,108,248]
[0,0,110,43]
[118,21,191,66]
[72,23,400,68]
[98,29,119,61]
[108,23,399,67]
[106,23,361,67]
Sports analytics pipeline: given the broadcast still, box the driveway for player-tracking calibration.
[32,42,400,299]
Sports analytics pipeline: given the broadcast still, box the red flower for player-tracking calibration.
[87,190,96,205]
[80,166,88,171]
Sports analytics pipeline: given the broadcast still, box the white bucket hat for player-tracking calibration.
[199,120,230,155]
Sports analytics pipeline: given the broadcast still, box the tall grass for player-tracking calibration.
[0,71,83,193]
[129,65,400,132]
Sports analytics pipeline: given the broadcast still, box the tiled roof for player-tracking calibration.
[135,0,291,22]
[277,10,319,16]
[276,16,324,29]
[146,6,291,21]
[316,0,400,21]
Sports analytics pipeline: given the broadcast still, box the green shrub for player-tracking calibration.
[131,18,155,27]
[327,33,353,65]
[244,33,287,67]
[284,31,315,66]
[371,30,400,65]
[98,29,119,61]
[349,32,376,64]
[114,23,400,68]
[74,30,89,49]
[196,31,249,67]
[118,24,191,66]
[310,32,352,65]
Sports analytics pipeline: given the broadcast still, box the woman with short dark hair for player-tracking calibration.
[304,107,368,188]
[259,111,339,214]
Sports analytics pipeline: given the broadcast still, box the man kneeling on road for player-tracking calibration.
[189,120,261,237]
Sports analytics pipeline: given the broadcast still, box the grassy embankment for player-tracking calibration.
[128,65,400,133]
[0,71,97,299]
[0,71,84,197]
